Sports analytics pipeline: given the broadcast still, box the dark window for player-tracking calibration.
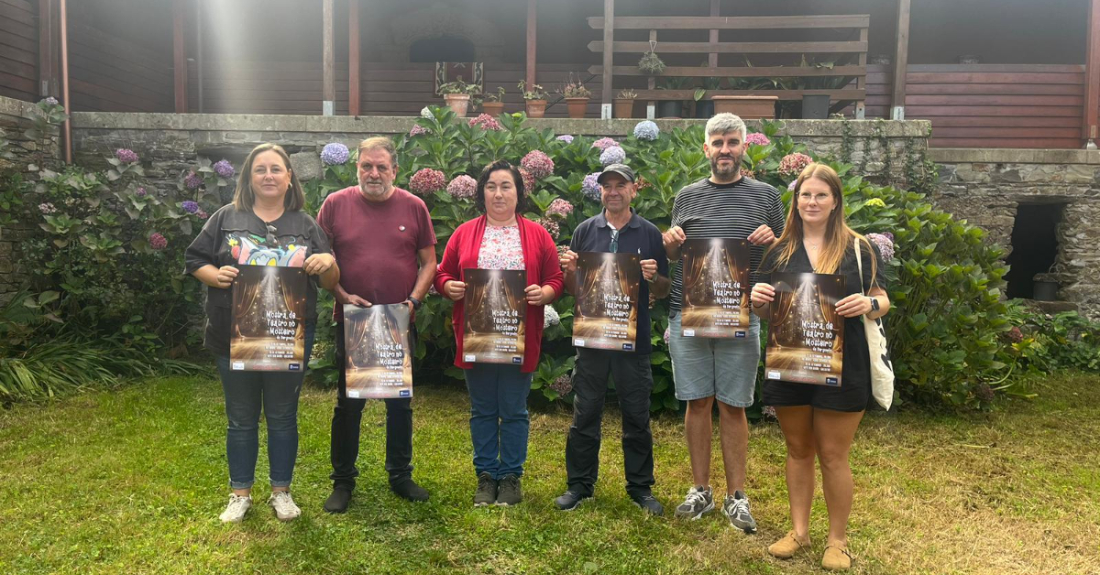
[410,36,475,63]
[1005,202,1065,299]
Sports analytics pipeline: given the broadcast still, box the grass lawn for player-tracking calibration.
[1,371,1099,575]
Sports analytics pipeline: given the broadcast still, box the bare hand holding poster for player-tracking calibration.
[766,272,845,386]
[680,238,752,338]
[462,269,526,365]
[344,304,413,399]
[230,266,307,371]
[572,252,640,351]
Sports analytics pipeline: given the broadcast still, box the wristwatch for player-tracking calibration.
[868,297,879,312]
[408,295,423,310]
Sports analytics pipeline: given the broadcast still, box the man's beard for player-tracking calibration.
[710,154,742,179]
[359,179,391,198]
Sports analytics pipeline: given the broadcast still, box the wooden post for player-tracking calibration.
[856,26,868,119]
[601,0,614,118]
[1084,0,1100,147]
[526,0,537,89]
[891,0,911,121]
[349,0,360,116]
[646,29,656,119]
[322,0,335,116]
[37,0,57,97]
[195,0,203,113]
[709,0,719,68]
[172,0,187,113]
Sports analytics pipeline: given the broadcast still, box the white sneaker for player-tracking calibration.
[219,494,252,523]
[268,491,301,521]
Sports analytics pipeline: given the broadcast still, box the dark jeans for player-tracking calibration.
[465,363,534,478]
[565,347,655,498]
[214,324,315,490]
[329,321,414,491]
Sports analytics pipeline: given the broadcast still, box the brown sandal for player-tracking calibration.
[768,530,810,559]
[822,543,853,571]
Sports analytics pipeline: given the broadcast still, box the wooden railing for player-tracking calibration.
[587,15,869,117]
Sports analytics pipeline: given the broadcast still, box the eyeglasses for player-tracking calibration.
[609,229,619,254]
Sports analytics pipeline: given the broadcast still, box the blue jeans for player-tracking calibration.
[465,363,533,478]
[215,325,314,490]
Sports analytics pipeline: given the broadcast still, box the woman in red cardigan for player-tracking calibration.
[435,160,563,508]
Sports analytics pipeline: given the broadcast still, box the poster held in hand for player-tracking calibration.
[765,272,845,386]
[462,269,527,365]
[230,266,308,372]
[680,238,752,338]
[572,252,641,351]
[344,303,413,399]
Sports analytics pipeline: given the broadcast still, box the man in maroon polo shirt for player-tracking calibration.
[317,136,437,512]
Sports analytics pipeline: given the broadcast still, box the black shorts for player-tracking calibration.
[762,377,869,413]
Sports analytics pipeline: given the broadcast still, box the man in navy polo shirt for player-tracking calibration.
[554,163,670,515]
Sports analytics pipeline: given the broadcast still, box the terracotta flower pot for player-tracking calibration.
[443,94,471,117]
[482,101,505,116]
[565,97,589,118]
[711,95,779,120]
[525,99,547,118]
[613,98,635,118]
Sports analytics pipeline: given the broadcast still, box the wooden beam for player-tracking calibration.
[526,0,537,88]
[322,0,334,116]
[172,0,187,113]
[588,40,868,54]
[630,88,866,101]
[891,0,910,120]
[37,0,57,97]
[1084,0,1100,145]
[587,15,870,30]
[708,0,719,69]
[590,65,867,77]
[349,0,360,116]
[602,0,613,115]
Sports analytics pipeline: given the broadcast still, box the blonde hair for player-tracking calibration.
[763,163,878,285]
[232,143,305,212]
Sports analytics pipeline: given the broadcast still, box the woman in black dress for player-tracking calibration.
[750,163,890,571]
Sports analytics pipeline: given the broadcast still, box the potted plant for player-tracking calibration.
[482,86,506,116]
[560,74,592,119]
[438,77,480,117]
[638,41,666,76]
[518,80,549,118]
[614,89,637,118]
[655,77,689,118]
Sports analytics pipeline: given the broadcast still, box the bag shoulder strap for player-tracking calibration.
[854,236,867,296]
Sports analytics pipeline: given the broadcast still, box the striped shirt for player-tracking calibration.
[669,176,786,312]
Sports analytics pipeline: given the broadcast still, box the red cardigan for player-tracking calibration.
[434,215,564,373]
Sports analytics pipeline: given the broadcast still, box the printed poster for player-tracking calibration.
[765,272,845,386]
[572,252,640,351]
[230,265,307,371]
[462,269,527,365]
[680,238,751,338]
[344,303,413,399]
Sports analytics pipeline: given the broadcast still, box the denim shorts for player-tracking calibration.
[668,310,760,408]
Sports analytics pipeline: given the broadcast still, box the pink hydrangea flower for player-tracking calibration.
[546,198,574,219]
[115,148,139,164]
[745,133,771,147]
[536,217,560,240]
[778,152,813,178]
[739,167,755,180]
[446,174,477,199]
[549,374,572,395]
[183,171,204,190]
[149,232,168,250]
[468,113,503,131]
[592,137,618,151]
[520,168,536,193]
[408,124,431,137]
[521,150,555,180]
[408,168,446,195]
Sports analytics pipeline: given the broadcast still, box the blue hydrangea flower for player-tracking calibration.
[320,143,350,166]
[556,135,574,144]
[581,173,602,201]
[213,160,235,179]
[633,120,659,141]
[181,200,200,214]
[599,146,626,167]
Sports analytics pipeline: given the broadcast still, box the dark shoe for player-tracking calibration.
[323,487,352,513]
[391,477,430,502]
[554,489,590,511]
[721,490,758,534]
[631,493,664,516]
[473,472,497,507]
[495,474,522,506]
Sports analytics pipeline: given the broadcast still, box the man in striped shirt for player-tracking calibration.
[662,113,785,532]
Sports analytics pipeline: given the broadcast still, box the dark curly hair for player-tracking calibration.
[475,160,527,215]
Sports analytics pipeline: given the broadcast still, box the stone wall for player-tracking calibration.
[931,148,1100,320]
[0,97,61,303]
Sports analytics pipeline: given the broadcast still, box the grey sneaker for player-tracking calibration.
[674,485,714,520]
[722,490,757,533]
[474,472,497,507]
[219,494,252,523]
[268,491,301,522]
[496,474,522,506]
